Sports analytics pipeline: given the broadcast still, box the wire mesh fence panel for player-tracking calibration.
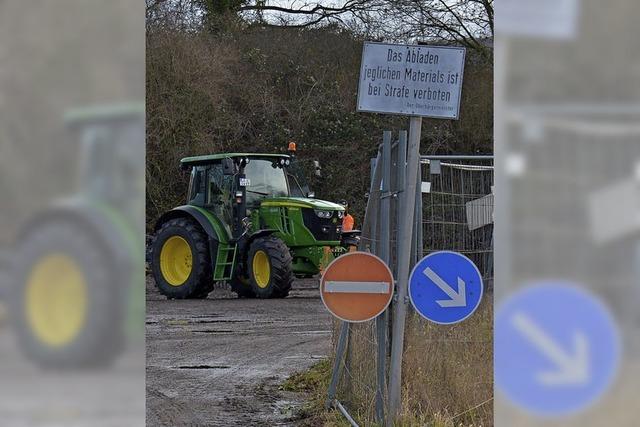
[421,158,494,285]
[394,156,494,425]
[334,145,388,426]
[335,148,494,426]
[336,320,381,425]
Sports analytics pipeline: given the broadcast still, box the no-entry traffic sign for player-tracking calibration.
[409,251,483,324]
[320,252,394,323]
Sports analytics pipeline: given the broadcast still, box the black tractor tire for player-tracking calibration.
[10,219,124,368]
[151,217,213,299]
[247,236,293,299]
[229,275,257,298]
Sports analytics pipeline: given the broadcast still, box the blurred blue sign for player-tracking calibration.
[495,283,621,416]
[409,251,483,324]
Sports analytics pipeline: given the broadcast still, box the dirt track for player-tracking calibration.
[0,314,145,426]
[146,277,333,426]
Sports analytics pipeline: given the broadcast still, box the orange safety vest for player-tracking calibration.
[342,214,354,232]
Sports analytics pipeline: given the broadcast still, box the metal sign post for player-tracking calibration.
[351,41,466,424]
[388,116,422,419]
[375,131,392,423]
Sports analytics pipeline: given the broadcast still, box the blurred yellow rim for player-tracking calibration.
[160,236,192,286]
[26,254,87,347]
[252,250,270,289]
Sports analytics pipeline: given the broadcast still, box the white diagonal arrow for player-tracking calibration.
[512,312,590,386]
[423,267,467,308]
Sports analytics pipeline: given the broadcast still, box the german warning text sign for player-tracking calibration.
[357,42,466,119]
[320,252,394,323]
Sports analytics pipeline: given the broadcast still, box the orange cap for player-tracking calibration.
[288,141,297,152]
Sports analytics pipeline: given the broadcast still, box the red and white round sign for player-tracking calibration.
[320,252,394,323]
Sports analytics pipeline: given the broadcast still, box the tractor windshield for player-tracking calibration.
[286,159,312,198]
[244,159,289,206]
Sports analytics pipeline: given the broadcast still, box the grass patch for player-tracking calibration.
[341,297,493,426]
[283,297,493,426]
[282,359,332,393]
[282,359,352,427]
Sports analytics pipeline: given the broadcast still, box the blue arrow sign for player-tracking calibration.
[409,251,483,324]
[495,283,621,417]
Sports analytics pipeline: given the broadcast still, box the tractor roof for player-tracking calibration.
[180,153,291,167]
[64,103,145,126]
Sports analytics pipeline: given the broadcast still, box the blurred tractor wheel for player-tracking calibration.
[10,220,124,368]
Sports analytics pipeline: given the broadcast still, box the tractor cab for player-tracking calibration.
[7,103,145,368]
[151,150,351,300]
[180,153,345,243]
[64,104,145,221]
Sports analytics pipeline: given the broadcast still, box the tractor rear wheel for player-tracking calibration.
[151,218,212,299]
[11,219,123,368]
[248,236,293,299]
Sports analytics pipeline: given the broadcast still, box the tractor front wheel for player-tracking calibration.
[151,218,212,299]
[248,236,293,299]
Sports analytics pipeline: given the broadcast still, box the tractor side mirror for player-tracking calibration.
[222,158,235,175]
[313,160,322,177]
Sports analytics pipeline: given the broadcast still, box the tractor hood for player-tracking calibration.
[260,197,345,211]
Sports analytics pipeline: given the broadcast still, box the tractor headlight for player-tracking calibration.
[280,158,286,166]
[315,210,333,219]
[337,211,344,219]
[285,159,291,166]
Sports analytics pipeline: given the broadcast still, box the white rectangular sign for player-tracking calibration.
[465,194,494,231]
[496,0,579,39]
[325,281,391,294]
[357,42,466,119]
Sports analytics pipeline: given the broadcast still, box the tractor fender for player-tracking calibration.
[154,205,225,243]
[233,229,278,273]
[153,206,230,272]
[240,229,278,253]
[246,229,277,245]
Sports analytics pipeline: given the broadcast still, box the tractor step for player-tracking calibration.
[213,244,237,281]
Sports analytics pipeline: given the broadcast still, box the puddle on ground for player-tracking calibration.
[175,365,230,370]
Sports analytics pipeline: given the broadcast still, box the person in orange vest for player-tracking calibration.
[339,199,355,232]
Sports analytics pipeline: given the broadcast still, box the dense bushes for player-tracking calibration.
[146,25,492,227]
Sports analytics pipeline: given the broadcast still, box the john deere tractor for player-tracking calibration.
[6,104,144,368]
[151,151,351,299]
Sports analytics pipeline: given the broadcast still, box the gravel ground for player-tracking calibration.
[146,276,333,426]
[0,319,145,427]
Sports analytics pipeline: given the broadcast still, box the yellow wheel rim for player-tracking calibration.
[26,254,87,347]
[160,236,193,286]
[252,250,271,289]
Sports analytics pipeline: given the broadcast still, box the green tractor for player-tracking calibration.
[7,104,144,367]
[151,150,354,299]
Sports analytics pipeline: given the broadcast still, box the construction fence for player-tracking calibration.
[329,131,494,426]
